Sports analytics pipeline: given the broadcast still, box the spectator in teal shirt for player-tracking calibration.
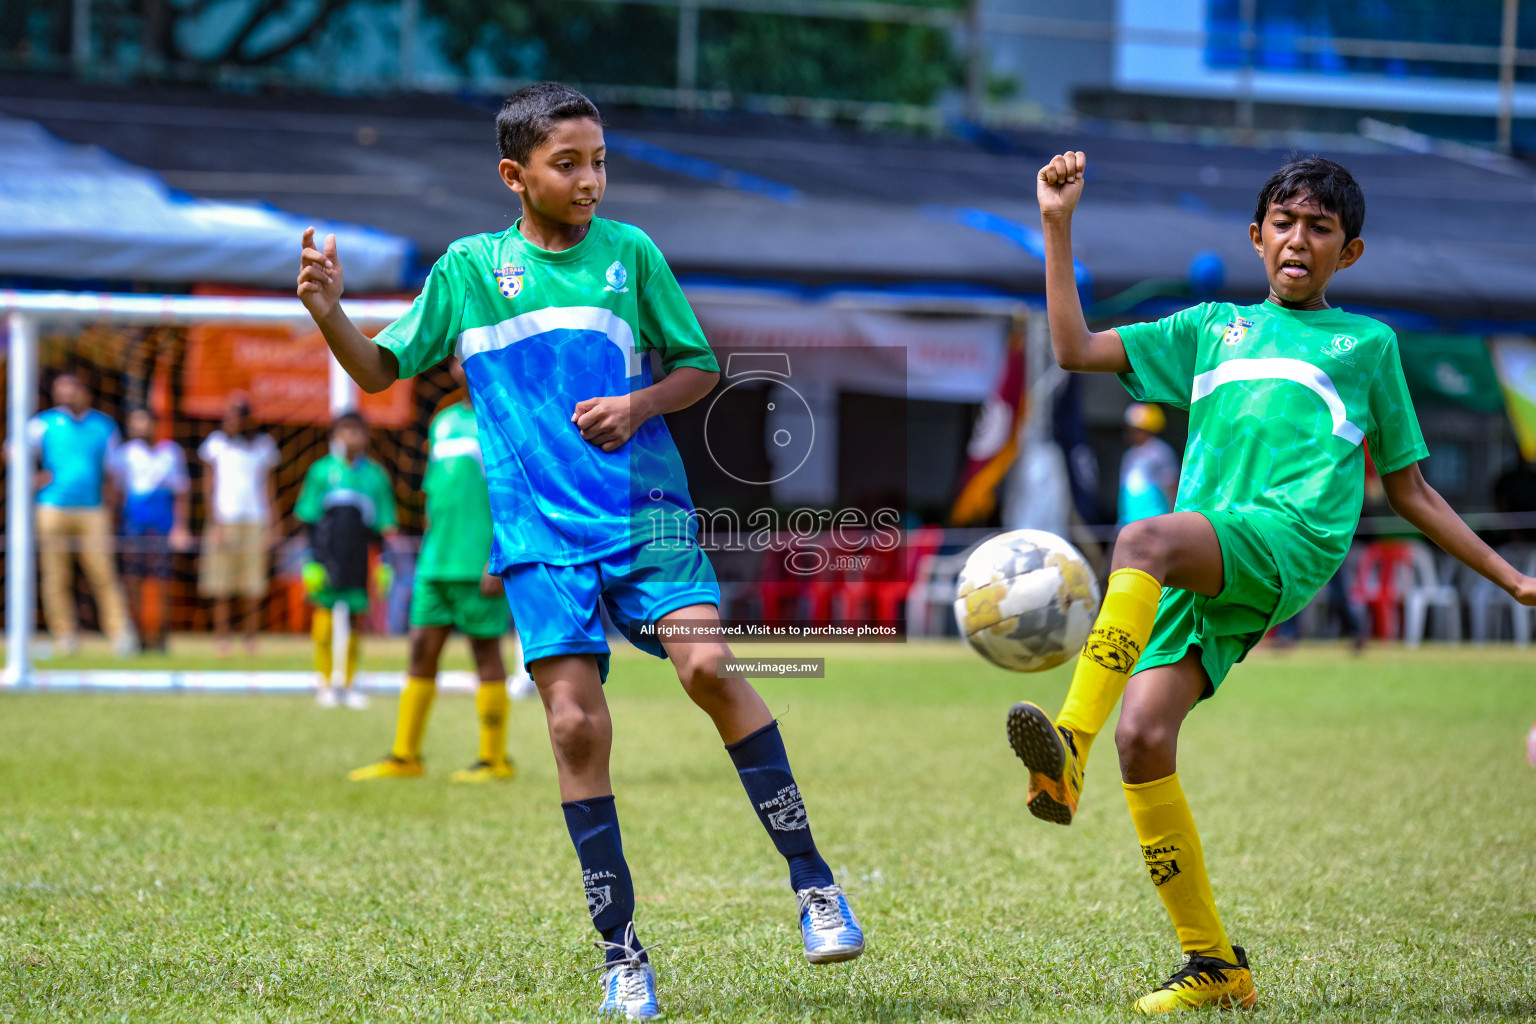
[26,372,133,655]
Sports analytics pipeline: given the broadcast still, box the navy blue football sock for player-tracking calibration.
[561,795,645,963]
[726,721,835,892]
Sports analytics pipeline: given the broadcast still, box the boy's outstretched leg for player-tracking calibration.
[1009,513,1221,824]
[535,654,658,1021]
[1118,652,1254,1013]
[659,605,864,964]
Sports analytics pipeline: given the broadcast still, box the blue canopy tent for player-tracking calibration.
[0,116,413,291]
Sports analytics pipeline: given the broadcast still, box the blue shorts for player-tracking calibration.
[120,522,173,580]
[503,542,720,681]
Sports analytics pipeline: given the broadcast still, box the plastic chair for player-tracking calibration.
[906,545,977,638]
[1466,545,1533,645]
[1403,542,1462,646]
[1351,540,1416,639]
[834,525,943,626]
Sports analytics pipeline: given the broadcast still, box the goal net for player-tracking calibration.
[0,290,501,691]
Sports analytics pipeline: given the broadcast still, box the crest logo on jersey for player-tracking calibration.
[604,260,629,293]
[492,264,526,299]
[1328,334,1357,356]
[1221,318,1254,346]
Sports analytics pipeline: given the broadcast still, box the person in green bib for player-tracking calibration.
[351,358,531,783]
[1007,151,1536,1013]
[295,411,397,709]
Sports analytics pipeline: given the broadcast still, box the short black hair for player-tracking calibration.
[1253,156,1365,243]
[496,81,603,164]
[332,410,368,434]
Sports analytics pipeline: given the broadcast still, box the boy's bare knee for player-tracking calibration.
[676,645,730,701]
[1113,518,1172,577]
[549,702,605,769]
[1115,712,1174,771]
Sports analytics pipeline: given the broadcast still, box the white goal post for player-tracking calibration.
[2,290,412,687]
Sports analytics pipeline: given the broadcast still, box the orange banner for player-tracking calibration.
[182,324,413,427]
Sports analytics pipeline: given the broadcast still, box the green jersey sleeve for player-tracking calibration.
[294,459,327,525]
[1116,304,1207,410]
[376,250,467,380]
[634,239,719,374]
[1365,334,1430,475]
[368,460,398,531]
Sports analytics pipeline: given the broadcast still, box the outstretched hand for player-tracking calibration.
[297,227,344,319]
[572,395,637,452]
[1037,150,1087,220]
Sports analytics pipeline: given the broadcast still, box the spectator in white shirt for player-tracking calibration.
[198,394,278,656]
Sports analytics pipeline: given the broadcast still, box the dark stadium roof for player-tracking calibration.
[3,76,1535,320]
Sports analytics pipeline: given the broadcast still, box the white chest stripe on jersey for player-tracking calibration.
[1190,357,1365,446]
[430,436,484,464]
[456,306,643,376]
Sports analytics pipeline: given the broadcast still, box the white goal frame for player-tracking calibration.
[2,290,412,688]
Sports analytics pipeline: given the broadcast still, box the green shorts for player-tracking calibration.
[309,587,369,615]
[1137,510,1315,698]
[409,577,510,638]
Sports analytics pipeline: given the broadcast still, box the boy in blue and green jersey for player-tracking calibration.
[1010,151,1536,1012]
[350,359,526,784]
[294,411,397,709]
[296,82,861,1020]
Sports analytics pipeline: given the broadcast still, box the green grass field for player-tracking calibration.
[2,640,1534,1022]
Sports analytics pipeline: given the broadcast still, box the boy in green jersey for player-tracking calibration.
[1010,152,1536,1012]
[350,359,528,783]
[295,411,398,709]
[297,82,860,1021]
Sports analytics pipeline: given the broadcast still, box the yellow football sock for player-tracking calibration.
[1124,773,1235,963]
[1056,567,1162,764]
[390,676,436,761]
[476,680,509,764]
[311,607,333,685]
[344,632,360,688]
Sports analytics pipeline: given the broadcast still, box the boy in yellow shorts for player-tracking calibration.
[1012,150,1536,1012]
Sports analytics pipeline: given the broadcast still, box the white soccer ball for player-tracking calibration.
[953,529,1101,672]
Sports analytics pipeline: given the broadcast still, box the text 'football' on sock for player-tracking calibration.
[726,721,834,892]
[561,795,643,962]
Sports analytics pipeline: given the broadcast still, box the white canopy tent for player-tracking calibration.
[0,116,413,291]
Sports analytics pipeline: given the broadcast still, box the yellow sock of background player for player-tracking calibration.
[1056,567,1163,764]
[390,677,437,762]
[1124,773,1236,964]
[343,632,360,689]
[311,607,333,687]
[476,681,509,764]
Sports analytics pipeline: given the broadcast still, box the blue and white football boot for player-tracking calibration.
[796,884,865,964]
[593,923,660,1021]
